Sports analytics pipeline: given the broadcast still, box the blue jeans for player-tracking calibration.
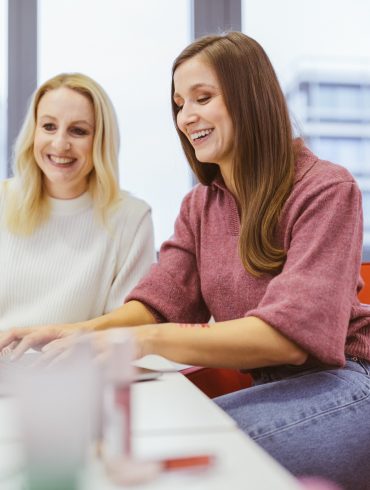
[214,358,370,490]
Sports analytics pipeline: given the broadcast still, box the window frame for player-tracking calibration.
[7,0,37,175]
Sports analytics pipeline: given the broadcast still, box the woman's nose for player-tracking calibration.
[178,103,198,129]
[53,132,71,153]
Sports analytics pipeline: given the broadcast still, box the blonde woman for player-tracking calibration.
[0,73,155,331]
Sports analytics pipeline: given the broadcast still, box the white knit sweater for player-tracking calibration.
[0,185,155,330]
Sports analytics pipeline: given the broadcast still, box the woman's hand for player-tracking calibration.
[39,324,158,365]
[0,324,82,360]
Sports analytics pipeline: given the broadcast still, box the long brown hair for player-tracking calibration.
[171,32,297,276]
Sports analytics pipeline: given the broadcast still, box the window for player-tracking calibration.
[306,83,369,123]
[309,137,367,175]
[242,0,370,259]
[0,0,7,180]
[38,0,192,248]
[314,84,362,110]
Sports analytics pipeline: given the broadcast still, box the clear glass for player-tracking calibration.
[242,0,370,259]
[0,0,7,180]
[38,0,192,249]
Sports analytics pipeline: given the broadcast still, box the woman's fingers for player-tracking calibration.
[0,328,26,351]
[0,326,68,360]
[40,336,74,363]
[9,332,46,360]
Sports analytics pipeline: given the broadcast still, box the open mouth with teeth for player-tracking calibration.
[48,155,77,167]
[190,128,214,143]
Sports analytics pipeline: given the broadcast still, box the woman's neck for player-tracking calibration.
[220,166,238,200]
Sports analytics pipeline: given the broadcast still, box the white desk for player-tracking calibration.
[132,371,236,435]
[0,373,235,442]
[79,430,300,490]
[133,431,300,490]
[0,356,301,490]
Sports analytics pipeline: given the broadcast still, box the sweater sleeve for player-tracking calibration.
[125,191,211,323]
[104,208,156,313]
[246,180,363,366]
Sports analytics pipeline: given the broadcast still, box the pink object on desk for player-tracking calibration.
[161,454,215,471]
[106,454,215,486]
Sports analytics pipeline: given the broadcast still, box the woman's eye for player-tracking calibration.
[174,101,183,111]
[197,96,210,104]
[42,123,56,131]
[71,127,88,136]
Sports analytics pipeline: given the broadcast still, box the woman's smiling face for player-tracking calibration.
[173,55,234,178]
[33,87,95,199]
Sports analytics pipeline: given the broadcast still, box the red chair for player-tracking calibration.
[182,365,252,398]
[184,263,370,398]
[358,262,370,304]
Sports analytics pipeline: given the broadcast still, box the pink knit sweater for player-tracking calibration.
[127,147,370,366]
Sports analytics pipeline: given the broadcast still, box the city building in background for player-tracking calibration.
[286,61,370,258]
[242,0,370,260]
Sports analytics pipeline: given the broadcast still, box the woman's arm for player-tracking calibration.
[104,208,156,312]
[88,300,156,330]
[135,316,308,369]
[39,315,308,369]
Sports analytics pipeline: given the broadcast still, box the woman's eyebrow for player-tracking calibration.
[38,115,57,121]
[173,82,217,99]
[38,115,94,128]
[69,120,94,128]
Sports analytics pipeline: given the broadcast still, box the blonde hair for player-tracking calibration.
[4,73,121,234]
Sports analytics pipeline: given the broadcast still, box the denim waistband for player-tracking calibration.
[249,355,370,385]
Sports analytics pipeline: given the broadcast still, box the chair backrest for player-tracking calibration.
[358,262,370,304]
[182,366,252,398]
